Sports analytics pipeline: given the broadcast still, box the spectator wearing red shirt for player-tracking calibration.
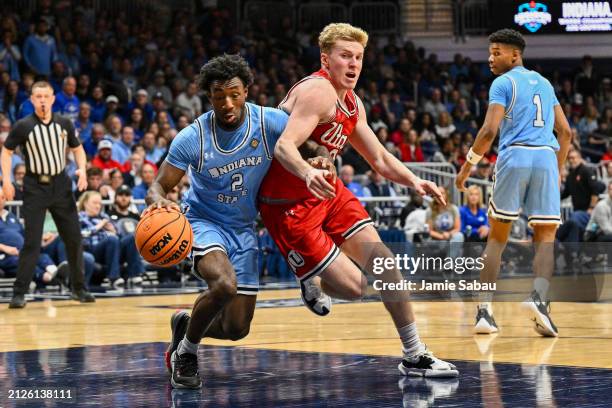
[398,129,424,162]
[390,118,412,146]
[91,140,122,171]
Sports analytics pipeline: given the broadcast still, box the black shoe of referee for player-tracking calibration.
[70,289,95,303]
[9,294,26,309]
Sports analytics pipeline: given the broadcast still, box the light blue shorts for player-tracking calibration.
[489,145,561,226]
[187,216,259,296]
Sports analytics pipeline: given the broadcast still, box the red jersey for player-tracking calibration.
[259,69,360,201]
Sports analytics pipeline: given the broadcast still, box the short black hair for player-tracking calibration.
[489,29,525,53]
[197,54,253,94]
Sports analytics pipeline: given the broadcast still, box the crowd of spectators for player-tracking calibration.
[0,1,611,283]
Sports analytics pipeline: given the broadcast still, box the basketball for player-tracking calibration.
[135,209,193,267]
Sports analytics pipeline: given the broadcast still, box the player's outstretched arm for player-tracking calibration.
[455,103,505,191]
[553,104,572,175]
[143,161,185,216]
[274,82,337,200]
[349,98,446,205]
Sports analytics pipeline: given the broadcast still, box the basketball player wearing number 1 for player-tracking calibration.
[456,29,572,337]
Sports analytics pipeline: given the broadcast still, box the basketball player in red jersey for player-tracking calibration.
[259,23,458,377]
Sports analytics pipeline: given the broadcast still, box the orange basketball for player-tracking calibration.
[135,209,193,267]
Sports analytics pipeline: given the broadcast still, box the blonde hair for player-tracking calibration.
[31,81,53,92]
[78,190,101,211]
[465,185,483,207]
[430,185,449,219]
[318,23,368,54]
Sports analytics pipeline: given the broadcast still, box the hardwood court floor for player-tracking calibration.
[1,288,612,407]
[1,288,611,369]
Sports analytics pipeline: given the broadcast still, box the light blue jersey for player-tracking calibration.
[489,66,560,152]
[165,103,288,294]
[488,66,561,226]
[166,103,288,228]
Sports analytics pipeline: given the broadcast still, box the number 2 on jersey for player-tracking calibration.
[231,173,243,191]
[532,94,545,127]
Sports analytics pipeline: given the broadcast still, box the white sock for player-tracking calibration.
[46,265,57,274]
[478,292,493,312]
[533,277,550,300]
[398,322,425,359]
[177,335,198,356]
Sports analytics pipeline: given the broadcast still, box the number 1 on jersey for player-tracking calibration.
[532,94,545,127]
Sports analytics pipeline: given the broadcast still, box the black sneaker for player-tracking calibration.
[398,347,459,378]
[165,311,190,373]
[474,306,499,334]
[522,290,558,337]
[9,293,26,309]
[70,289,96,303]
[170,351,201,389]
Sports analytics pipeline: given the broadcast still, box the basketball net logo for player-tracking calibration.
[287,250,305,271]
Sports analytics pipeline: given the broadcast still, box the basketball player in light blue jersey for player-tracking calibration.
[143,54,334,389]
[456,29,572,337]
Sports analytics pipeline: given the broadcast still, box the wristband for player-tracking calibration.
[466,148,483,165]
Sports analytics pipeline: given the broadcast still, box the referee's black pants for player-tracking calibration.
[13,173,85,295]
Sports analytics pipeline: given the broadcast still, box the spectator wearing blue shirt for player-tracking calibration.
[111,126,135,166]
[126,107,147,141]
[151,92,175,128]
[88,85,107,124]
[0,31,22,81]
[125,89,154,122]
[340,164,371,206]
[132,162,156,212]
[53,76,80,122]
[141,131,165,164]
[77,190,143,288]
[17,99,34,120]
[82,123,106,158]
[22,19,57,77]
[460,185,489,242]
[75,102,93,144]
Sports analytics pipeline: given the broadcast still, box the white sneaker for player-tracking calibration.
[398,347,459,378]
[474,306,499,334]
[129,276,143,285]
[522,290,558,337]
[299,277,331,316]
[111,277,125,289]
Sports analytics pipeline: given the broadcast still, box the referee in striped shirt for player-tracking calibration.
[1,81,94,308]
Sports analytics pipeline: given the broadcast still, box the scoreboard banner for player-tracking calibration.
[489,1,612,34]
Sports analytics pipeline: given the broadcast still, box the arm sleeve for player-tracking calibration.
[263,107,289,146]
[489,76,512,108]
[165,124,199,171]
[3,120,26,150]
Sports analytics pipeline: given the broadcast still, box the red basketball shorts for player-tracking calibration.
[259,182,372,280]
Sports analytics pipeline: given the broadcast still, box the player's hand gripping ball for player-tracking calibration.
[135,208,193,267]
